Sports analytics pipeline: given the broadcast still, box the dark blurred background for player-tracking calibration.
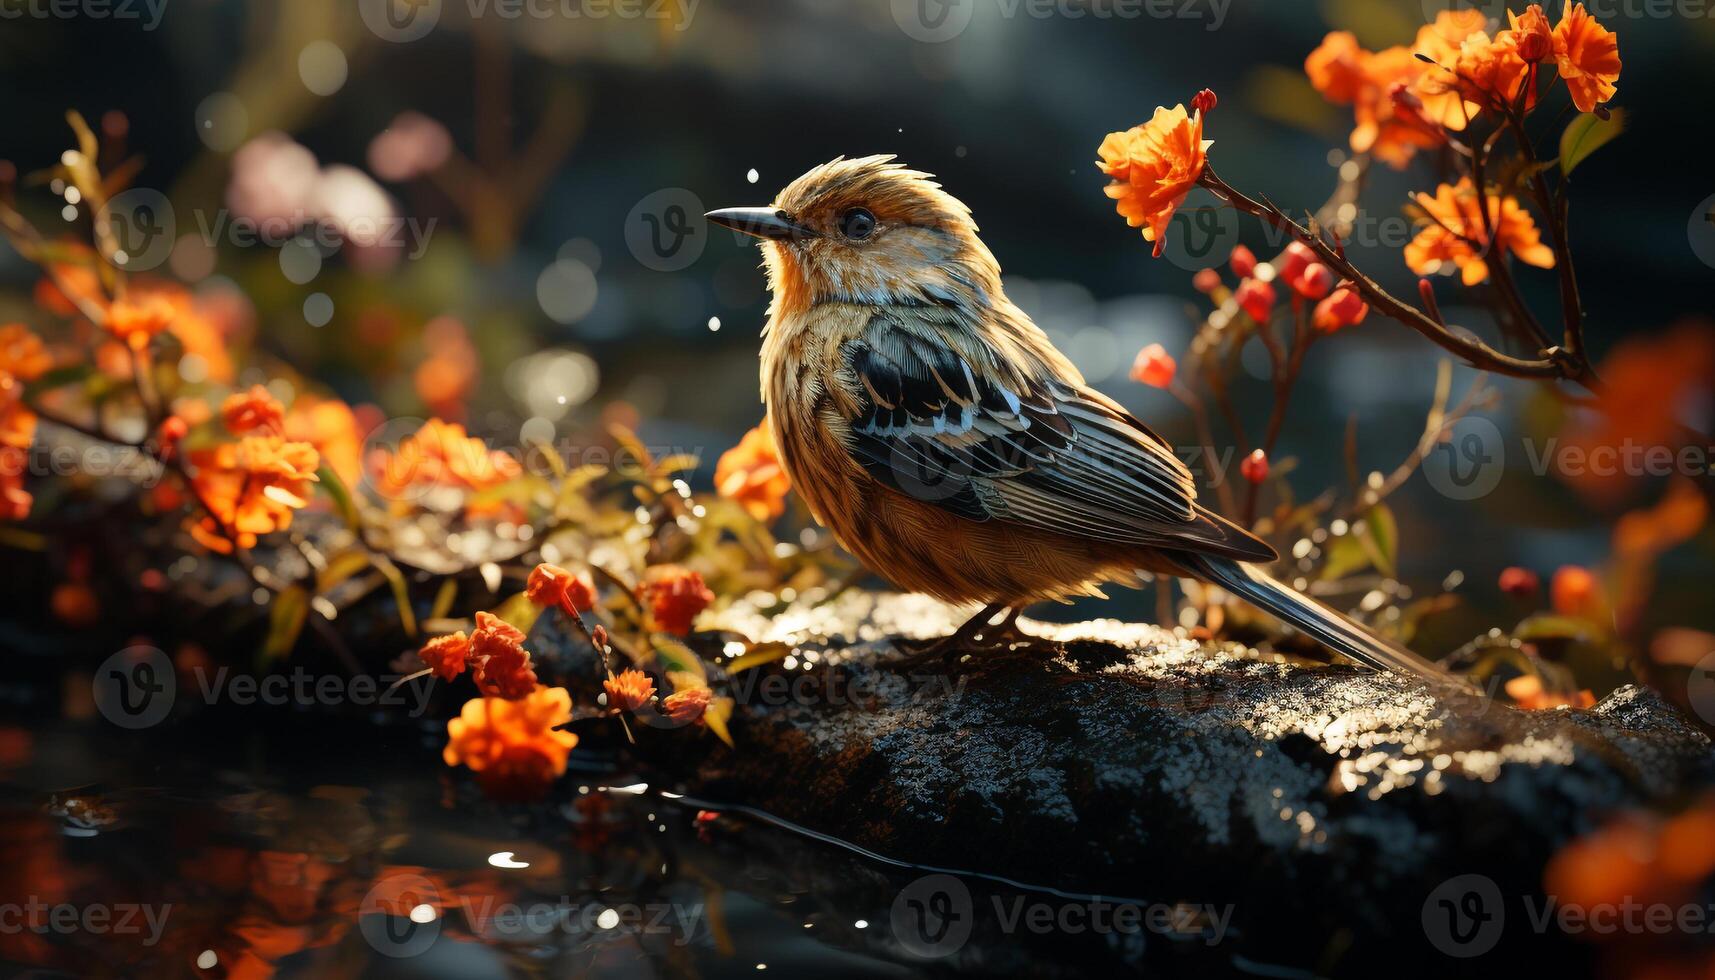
[2,0,1712,650]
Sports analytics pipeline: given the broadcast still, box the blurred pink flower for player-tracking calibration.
[226,132,319,238]
[368,112,453,182]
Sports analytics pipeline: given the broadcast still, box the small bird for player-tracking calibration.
[707,155,1446,681]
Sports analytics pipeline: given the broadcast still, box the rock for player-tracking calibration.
[542,590,1715,973]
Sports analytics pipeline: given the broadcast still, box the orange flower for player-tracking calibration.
[371,418,522,498]
[1129,344,1176,388]
[603,669,656,712]
[1312,286,1368,333]
[1420,31,1535,125]
[1305,31,1368,105]
[1553,3,1620,113]
[526,562,597,614]
[0,404,30,522]
[470,611,538,699]
[284,395,362,488]
[1550,565,1600,617]
[0,325,51,382]
[715,423,791,522]
[222,385,285,435]
[1498,566,1540,598]
[188,435,320,551]
[661,686,712,725]
[442,687,578,801]
[1405,178,1555,286]
[103,293,176,351]
[641,566,715,636]
[1505,675,1596,710]
[1097,104,1210,256]
[1509,4,1553,64]
[419,631,471,682]
[1409,9,1492,130]
[34,264,104,318]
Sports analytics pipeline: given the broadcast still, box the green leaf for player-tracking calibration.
[702,696,735,749]
[1357,504,1398,578]
[22,364,92,399]
[1559,109,1626,177]
[652,637,708,684]
[316,465,362,531]
[370,554,418,638]
[259,586,309,665]
[430,578,459,621]
[1512,613,1592,643]
[490,591,542,634]
[726,641,792,674]
[1320,532,1373,582]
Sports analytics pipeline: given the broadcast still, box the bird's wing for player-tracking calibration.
[837,311,1274,560]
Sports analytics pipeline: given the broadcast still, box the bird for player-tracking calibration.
[706,155,1449,682]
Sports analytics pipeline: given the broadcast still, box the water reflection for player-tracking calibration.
[3,710,1243,978]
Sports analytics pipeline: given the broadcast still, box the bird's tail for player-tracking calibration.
[1177,553,1455,684]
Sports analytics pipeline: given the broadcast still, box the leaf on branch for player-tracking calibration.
[260,586,309,665]
[1559,108,1626,177]
[316,465,362,531]
[1357,504,1399,578]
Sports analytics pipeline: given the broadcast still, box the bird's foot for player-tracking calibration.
[885,604,1050,671]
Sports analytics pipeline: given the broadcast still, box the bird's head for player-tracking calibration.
[706,155,1001,317]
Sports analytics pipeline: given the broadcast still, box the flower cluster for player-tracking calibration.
[441,687,579,801]
[371,418,521,500]
[0,325,51,521]
[1405,177,1554,286]
[416,610,541,699]
[1308,5,1619,168]
[641,565,715,636]
[186,387,321,553]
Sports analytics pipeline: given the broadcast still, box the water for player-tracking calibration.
[2,703,1248,978]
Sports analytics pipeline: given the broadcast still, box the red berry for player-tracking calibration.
[1240,449,1269,485]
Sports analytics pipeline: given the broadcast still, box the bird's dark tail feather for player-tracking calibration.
[1179,553,1455,684]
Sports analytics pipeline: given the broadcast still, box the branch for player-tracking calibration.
[1198,165,1583,386]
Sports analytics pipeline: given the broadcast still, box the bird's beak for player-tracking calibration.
[705,207,818,241]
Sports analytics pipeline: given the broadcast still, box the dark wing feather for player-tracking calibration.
[840,314,1274,561]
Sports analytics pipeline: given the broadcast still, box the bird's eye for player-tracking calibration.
[839,208,876,240]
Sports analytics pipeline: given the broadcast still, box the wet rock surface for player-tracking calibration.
[537,590,1715,973]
